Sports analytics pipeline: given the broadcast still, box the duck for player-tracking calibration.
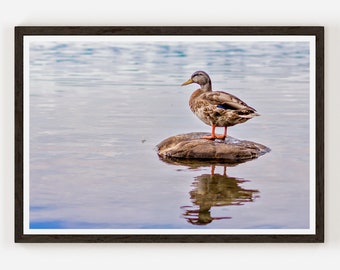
[181,71,259,140]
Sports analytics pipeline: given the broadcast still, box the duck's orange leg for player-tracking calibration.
[202,125,227,140]
[211,165,216,175]
[215,127,227,139]
[201,125,217,140]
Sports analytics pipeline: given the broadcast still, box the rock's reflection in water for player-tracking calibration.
[181,165,259,225]
[159,157,260,225]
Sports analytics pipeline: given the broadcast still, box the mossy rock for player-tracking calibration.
[157,132,270,163]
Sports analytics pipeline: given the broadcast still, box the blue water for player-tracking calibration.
[28,39,311,230]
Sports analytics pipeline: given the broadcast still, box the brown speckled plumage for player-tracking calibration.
[182,71,259,140]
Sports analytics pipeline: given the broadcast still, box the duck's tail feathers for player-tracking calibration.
[238,112,260,119]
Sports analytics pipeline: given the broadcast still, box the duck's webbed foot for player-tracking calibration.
[201,135,217,140]
[214,134,226,140]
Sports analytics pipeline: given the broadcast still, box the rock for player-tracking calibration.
[157,132,270,163]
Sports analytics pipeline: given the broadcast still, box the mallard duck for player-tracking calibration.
[181,71,259,140]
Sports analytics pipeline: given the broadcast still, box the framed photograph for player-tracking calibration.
[15,26,324,243]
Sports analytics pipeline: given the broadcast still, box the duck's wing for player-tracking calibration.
[204,91,257,111]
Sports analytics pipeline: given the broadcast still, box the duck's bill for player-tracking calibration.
[181,78,193,86]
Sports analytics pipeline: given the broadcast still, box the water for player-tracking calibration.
[28,39,311,230]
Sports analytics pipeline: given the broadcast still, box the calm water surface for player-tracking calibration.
[29,40,311,230]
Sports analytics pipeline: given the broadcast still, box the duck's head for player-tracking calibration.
[181,71,212,91]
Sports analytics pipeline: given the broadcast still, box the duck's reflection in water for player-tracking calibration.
[181,165,259,225]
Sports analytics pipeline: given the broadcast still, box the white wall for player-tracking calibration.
[1,1,339,269]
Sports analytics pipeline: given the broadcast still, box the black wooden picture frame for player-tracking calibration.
[15,26,324,243]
